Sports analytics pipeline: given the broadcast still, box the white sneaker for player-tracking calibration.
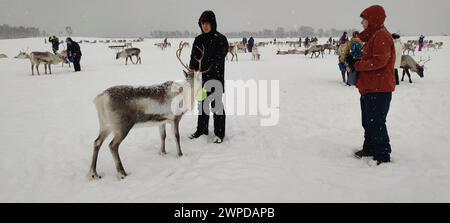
[213,136,223,144]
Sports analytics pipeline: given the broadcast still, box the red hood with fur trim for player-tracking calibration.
[354,5,396,95]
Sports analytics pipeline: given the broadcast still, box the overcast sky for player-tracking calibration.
[1,0,449,37]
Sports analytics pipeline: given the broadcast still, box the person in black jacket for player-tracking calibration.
[188,10,228,144]
[49,35,60,54]
[66,37,82,72]
[247,36,254,53]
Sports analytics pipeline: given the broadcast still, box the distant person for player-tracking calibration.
[392,33,402,85]
[163,38,168,44]
[418,34,425,51]
[66,37,82,72]
[329,37,333,44]
[48,35,59,54]
[299,37,302,47]
[339,32,348,45]
[353,5,396,165]
[304,36,310,47]
[247,36,254,53]
[242,37,247,47]
[339,31,363,86]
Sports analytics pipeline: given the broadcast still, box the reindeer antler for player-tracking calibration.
[418,56,431,66]
[176,42,208,73]
[176,41,191,72]
[423,56,431,65]
[194,45,209,73]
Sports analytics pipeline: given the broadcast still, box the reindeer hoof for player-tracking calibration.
[87,171,102,180]
[177,153,183,158]
[118,172,128,180]
[160,151,167,156]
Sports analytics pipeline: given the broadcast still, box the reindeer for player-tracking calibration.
[235,42,247,53]
[88,41,205,180]
[0,53,7,59]
[14,51,67,75]
[252,46,260,61]
[426,42,438,51]
[304,45,324,58]
[116,48,142,65]
[276,50,289,55]
[276,49,304,55]
[59,50,70,67]
[155,42,169,50]
[436,42,444,49]
[226,44,238,61]
[323,43,334,54]
[403,43,416,55]
[400,55,430,83]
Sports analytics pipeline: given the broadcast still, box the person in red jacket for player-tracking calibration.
[353,5,396,165]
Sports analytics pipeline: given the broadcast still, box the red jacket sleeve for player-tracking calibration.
[355,33,392,72]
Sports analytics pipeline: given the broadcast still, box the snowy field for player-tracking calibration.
[1,36,450,202]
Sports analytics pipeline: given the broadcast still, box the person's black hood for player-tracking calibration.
[198,10,217,33]
[66,37,73,44]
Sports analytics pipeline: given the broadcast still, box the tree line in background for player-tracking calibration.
[150,26,359,39]
[1,24,358,39]
[0,24,46,39]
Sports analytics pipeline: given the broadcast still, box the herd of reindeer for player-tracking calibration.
[0,36,443,83]
[0,36,444,179]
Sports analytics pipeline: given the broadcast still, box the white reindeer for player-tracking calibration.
[116,48,142,65]
[88,41,205,180]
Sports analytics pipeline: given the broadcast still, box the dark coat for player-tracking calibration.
[189,11,229,90]
[66,38,82,56]
[49,36,59,50]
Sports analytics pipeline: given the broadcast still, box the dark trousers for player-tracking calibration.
[360,92,392,161]
[73,55,81,72]
[247,45,253,53]
[197,91,226,139]
[394,69,399,85]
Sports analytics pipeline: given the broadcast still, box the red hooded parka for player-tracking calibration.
[355,5,396,95]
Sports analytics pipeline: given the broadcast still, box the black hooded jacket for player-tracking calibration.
[189,11,229,89]
[66,38,82,56]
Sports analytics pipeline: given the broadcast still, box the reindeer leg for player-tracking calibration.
[407,69,412,83]
[48,64,52,75]
[125,57,128,65]
[159,124,167,155]
[129,56,135,64]
[109,127,132,179]
[401,69,406,81]
[36,64,40,75]
[172,117,183,157]
[88,129,111,179]
[31,64,34,75]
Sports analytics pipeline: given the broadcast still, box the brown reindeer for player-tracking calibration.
[226,44,238,61]
[304,45,325,58]
[14,51,67,75]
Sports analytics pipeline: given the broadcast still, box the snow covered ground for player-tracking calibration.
[1,36,449,202]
